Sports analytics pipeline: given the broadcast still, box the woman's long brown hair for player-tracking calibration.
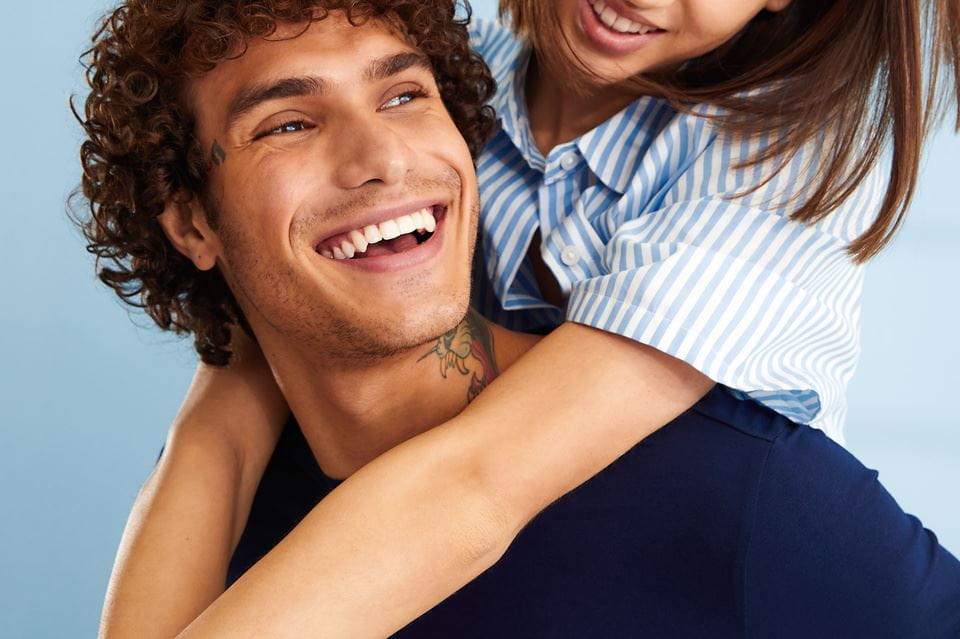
[502,0,960,262]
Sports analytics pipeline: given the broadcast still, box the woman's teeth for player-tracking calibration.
[589,0,660,35]
[319,207,438,260]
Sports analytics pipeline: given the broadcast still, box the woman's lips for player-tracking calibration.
[578,0,665,55]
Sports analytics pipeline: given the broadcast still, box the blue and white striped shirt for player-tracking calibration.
[468,19,885,442]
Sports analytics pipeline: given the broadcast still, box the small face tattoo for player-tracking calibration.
[210,140,227,166]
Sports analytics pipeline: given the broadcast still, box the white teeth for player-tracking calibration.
[379,219,401,241]
[590,0,657,35]
[411,210,425,232]
[363,224,382,244]
[600,6,617,27]
[396,214,417,235]
[320,207,439,259]
[349,229,368,253]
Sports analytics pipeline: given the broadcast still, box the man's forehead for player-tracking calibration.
[188,12,429,131]
[208,12,416,84]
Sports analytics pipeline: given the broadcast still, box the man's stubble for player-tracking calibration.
[206,169,480,367]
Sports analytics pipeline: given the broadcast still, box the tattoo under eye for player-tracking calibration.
[418,309,500,404]
[210,140,227,166]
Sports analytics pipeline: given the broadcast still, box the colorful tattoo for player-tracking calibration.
[210,140,227,166]
[419,310,500,403]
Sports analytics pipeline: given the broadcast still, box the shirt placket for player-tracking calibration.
[535,145,588,306]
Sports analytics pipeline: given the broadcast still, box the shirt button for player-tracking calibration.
[559,151,578,171]
[560,245,581,266]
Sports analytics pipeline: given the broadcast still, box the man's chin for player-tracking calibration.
[323,298,469,364]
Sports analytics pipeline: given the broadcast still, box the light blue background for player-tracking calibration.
[1,1,957,636]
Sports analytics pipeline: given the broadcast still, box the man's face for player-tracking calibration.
[186,13,479,360]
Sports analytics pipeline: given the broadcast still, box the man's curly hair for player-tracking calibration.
[72,0,496,366]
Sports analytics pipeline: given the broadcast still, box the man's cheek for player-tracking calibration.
[412,111,467,148]
[228,165,304,237]
[416,127,475,180]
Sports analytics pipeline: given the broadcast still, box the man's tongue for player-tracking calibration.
[360,233,419,258]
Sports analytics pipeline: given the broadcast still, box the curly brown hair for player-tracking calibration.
[72,0,495,366]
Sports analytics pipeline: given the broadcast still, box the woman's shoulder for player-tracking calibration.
[634,99,886,243]
[468,16,526,83]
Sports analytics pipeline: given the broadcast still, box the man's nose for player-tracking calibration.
[327,113,410,190]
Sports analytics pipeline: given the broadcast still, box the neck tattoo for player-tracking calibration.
[418,310,501,403]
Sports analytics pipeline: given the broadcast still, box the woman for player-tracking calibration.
[84,0,960,636]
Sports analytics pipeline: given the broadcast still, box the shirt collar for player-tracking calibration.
[576,95,665,194]
[492,46,667,194]
[492,45,547,172]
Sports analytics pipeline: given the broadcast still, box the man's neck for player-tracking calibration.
[262,310,539,479]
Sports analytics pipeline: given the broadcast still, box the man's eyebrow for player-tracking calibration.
[363,51,433,82]
[223,53,431,129]
[225,75,326,129]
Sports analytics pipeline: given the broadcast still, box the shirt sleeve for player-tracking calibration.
[565,114,886,438]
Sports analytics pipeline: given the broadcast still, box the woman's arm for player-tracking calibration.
[98,339,289,639]
[174,322,712,638]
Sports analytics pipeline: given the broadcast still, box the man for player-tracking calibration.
[79,2,960,637]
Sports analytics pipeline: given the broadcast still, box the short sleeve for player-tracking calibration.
[744,425,960,635]
[565,114,886,440]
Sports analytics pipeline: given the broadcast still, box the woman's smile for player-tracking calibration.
[578,0,667,55]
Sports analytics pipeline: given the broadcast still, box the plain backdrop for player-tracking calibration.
[1,0,957,636]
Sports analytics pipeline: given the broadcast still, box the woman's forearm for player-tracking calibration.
[454,322,714,521]
[175,322,713,638]
[176,422,513,638]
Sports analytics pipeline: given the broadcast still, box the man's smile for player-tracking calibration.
[315,202,445,260]
[311,200,451,273]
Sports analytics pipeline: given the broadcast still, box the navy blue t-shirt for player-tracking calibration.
[219,387,960,637]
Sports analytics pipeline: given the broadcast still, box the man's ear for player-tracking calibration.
[157,194,220,271]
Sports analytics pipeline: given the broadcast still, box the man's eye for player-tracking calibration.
[255,120,310,140]
[380,90,429,111]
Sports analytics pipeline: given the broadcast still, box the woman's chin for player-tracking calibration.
[566,58,644,92]
[551,38,647,87]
